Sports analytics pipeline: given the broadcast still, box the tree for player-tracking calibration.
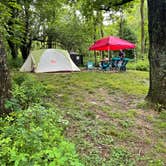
[140,0,145,58]
[119,21,137,58]
[0,0,23,59]
[146,0,166,107]
[19,0,34,60]
[5,0,22,59]
[78,0,166,106]
[0,37,11,115]
[0,2,11,116]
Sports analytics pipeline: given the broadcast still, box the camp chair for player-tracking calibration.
[86,61,94,70]
[101,62,111,71]
[120,59,129,71]
[111,57,129,71]
[111,59,119,71]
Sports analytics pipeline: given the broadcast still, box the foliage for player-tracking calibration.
[127,59,149,71]
[148,159,165,166]
[125,0,149,55]
[7,55,23,69]
[5,74,46,111]
[105,147,135,166]
[118,22,137,58]
[0,105,83,165]
[2,70,165,165]
[1,73,83,165]
[53,11,92,53]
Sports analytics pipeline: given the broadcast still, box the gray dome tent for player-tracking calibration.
[20,49,80,73]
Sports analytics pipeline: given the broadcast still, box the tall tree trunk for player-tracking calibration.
[7,39,18,59]
[20,41,31,61]
[0,38,11,116]
[93,17,97,66]
[47,35,53,48]
[140,0,145,59]
[119,9,124,38]
[20,4,32,61]
[146,0,166,107]
[99,11,104,59]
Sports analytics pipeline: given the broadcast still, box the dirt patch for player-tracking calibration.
[82,87,165,161]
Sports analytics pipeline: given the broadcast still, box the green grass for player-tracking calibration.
[12,70,165,166]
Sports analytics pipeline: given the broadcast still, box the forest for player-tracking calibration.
[0,0,166,165]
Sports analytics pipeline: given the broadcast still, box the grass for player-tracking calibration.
[14,70,165,165]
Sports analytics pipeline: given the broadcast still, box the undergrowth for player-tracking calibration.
[127,60,149,71]
[1,71,165,166]
[1,73,83,166]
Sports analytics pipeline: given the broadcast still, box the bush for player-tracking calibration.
[7,56,23,69]
[0,105,83,166]
[127,60,149,71]
[2,73,83,165]
[6,74,47,110]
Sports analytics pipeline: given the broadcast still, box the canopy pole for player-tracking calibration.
[88,51,90,61]
[94,51,97,66]
[108,49,110,61]
[134,49,137,70]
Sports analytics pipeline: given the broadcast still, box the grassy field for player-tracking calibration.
[32,70,165,165]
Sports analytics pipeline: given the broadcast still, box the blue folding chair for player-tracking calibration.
[111,57,130,71]
[87,61,94,70]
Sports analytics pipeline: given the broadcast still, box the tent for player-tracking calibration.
[20,49,80,73]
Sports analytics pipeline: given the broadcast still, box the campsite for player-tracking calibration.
[0,0,165,166]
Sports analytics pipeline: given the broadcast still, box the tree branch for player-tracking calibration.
[99,0,134,11]
[114,0,134,6]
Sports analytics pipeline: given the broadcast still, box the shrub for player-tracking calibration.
[127,60,149,71]
[0,105,83,166]
[6,74,47,110]
[7,56,23,69]
[12,73,29,85]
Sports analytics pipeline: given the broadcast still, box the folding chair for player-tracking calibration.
[87,61,94,70]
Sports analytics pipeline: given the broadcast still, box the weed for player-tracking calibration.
[109,110,137,120]
[148,159,165,166]
[105,147,135,166]
[137,100,151,109]
[154,141,166,153]
[84,110,96,119]
[119,120,134,128]
[146,115,154,122]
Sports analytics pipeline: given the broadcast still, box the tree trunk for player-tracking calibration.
[20,4,32,61]
[99,12,104,59]
[6,5,19,59]
[7,39,18,59]
[0,38,11,116]
[47,35,53,48]
[20,41,31,61]
[140,0,145,59]
[146,0,166,107]
[119,9,124,38]
[93,17,97,66]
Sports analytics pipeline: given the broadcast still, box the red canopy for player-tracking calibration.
[89,36,136,51]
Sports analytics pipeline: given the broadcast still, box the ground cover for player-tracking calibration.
[35,70,165,166]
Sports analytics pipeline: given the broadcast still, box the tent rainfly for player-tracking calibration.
[20,49,80,73]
